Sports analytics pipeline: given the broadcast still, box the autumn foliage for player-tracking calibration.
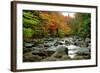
[39,11,71,35]
[23,10,91,39]
[23,10,71,38]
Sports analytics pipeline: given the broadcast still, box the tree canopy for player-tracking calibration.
[23,10,91,39]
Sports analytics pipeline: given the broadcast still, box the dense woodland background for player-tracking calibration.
[23,10,91,39]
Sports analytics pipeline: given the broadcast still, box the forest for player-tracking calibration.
[23,10,91,62]
[23,10,91,39]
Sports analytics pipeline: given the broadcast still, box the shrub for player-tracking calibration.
[23,28,33,38]
[58,29,65,38]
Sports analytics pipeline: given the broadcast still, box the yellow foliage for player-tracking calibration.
[39,11,71,34]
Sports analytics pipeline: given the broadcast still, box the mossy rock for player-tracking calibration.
[42,57,59,61]
[61,55,71,60]
[23,52,42,62]
[73,55,84,60]
[51,51,67,58]
[23,48,32,53]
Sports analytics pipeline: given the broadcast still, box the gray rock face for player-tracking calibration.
[56,45,68,54]
[50,45,68,58]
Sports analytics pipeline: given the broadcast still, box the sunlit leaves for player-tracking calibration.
[23,28,33,38]
[23,18,39,28]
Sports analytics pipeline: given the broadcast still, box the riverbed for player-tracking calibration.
[23,36,91,62]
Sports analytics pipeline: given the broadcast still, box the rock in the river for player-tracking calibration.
[42,57,59,61]
[23,52,42,62]
[24,43,34,48]
[47,46,57,52]
[73,54,90,60]
[51,52,64,58]
[23,47,32,53]
[85,38,91,43]
[50,45,68,58]
[32,49,48,56]
[46,51,55,56]
[61,55,71,60]
[87,43,91,49]
[44,39,57,47]
[37,44,44,48]
[73,55,84,60]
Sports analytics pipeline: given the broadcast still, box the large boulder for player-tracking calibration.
[50,45,68,58]
[32,48,48,57]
